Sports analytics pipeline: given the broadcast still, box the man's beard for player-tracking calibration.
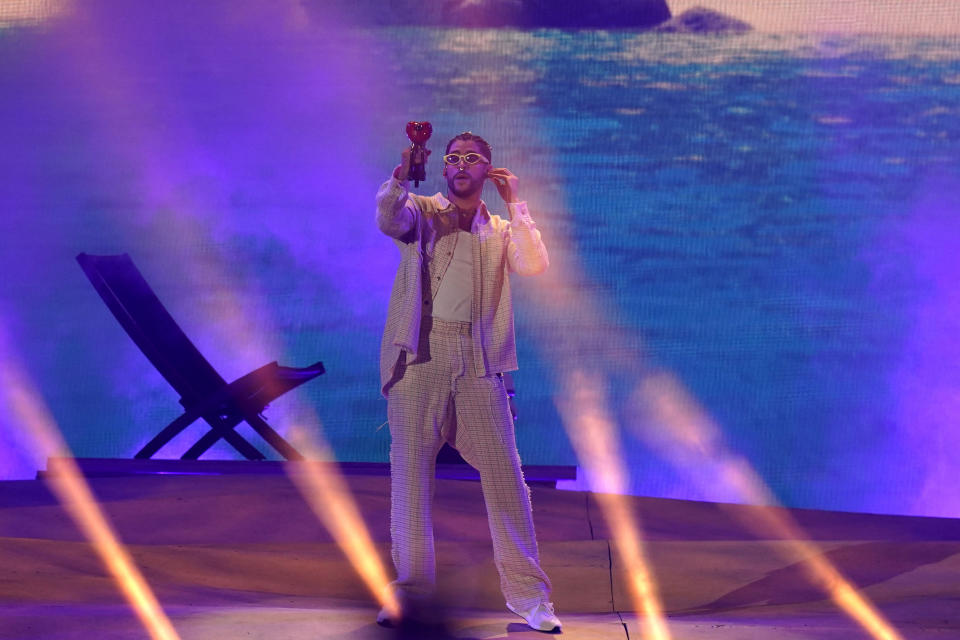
[447,172,481,198]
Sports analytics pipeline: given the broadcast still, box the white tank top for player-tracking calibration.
[432,230,473,322]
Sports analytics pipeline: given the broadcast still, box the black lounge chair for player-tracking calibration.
[77,252,324,461]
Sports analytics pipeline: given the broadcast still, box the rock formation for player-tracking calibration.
[652,6,753,34]
[303,0,672,29]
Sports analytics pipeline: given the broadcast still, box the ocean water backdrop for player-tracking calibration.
[1,6,958,516]
[373,28,960,515]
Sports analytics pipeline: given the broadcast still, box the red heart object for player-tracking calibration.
[406,121,433,145]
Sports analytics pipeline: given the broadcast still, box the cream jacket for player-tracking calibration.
[376,176,549,395]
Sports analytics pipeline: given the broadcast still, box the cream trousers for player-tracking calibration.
[386,317,551,611]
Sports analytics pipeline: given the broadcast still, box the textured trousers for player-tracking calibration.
[386,317,551,611]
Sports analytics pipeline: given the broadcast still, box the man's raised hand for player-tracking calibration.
[394,146,412,181]
[395,146,431,182]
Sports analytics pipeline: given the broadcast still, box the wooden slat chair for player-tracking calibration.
[77,253,324,461]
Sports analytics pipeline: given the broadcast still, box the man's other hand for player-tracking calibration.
[487,167,520,203]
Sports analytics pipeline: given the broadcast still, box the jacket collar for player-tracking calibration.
[433,192,490,232]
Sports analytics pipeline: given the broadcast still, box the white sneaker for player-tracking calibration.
[508,601,562,632]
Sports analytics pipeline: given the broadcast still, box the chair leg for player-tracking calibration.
[136,411,200,459]
[244,413,304,461]
[182,416,266,460]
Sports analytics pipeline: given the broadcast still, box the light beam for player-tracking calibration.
[47,3,400,619]
[284,424,401,620]
[634,372,904,640]
[0,327,180,640]
[558,369,671,640]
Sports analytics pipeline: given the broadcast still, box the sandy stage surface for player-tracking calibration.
[1,464,958,638]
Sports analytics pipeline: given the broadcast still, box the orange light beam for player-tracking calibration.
[284,424,400,620]
[636,372,904,640]
[713,458,903,640]
[0,339,180,640]
[25,0,396,625]
[558,368,672,640]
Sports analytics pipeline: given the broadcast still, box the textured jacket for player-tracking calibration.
[376,176,549,396]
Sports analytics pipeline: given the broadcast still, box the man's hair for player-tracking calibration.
[445,132,492,162]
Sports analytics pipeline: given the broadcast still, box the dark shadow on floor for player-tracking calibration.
[683,541,960,613]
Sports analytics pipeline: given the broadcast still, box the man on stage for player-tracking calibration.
[375,131,561,632]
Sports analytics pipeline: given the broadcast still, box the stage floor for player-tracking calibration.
[1,461,959,639]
